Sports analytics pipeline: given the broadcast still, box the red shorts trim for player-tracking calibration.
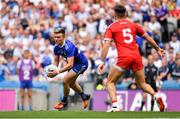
[116,56,143,72]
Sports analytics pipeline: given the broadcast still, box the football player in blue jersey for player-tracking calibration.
[48,27,90,110]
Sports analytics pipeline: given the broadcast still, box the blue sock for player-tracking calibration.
[61,96,68,103]
[79,92,86,99]
[21,105,24,111]
[29,105,32,111]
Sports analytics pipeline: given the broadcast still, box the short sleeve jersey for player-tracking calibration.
[105,19,146,58]
[53,40,87,64]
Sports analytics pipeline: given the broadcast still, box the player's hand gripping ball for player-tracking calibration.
[45,64,59,78]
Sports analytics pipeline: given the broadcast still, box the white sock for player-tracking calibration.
[112,102,118,108]
[154,93,158,100]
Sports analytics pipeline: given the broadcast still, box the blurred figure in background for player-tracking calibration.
[148,14,161,44]
[151,49,162,69]
[17,49,35,111]
[171,57,180,81]
[6,55,17,81]
[154,0,169,43]
[167,52,176,75]
[169,32,180,56]
[0,54,9,82]
[157,57,171,82]
[140,55,158,111]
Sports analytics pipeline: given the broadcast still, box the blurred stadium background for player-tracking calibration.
[0,0,180,114]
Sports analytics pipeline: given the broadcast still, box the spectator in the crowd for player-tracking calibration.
[30,40,40,56]
[98,13,107,34]
[50,2,60,19]
[6,56,17,76]
[176,52,180,59]
[171,58,180,81]
[140,0,150,22]
[157,57,171,81]
[62,8,74,33]
[169,32,180,56]
[6,28,19,44]
[13,42,23,62]
[86,17,98,38]
[20,28,33,48]
[40,48,53,68]
[151,49,162,68]
[76,6,89,21]
[34,32,45,52]
[177,27,180,40]
[148,14,161,43]
[78,23,88,38]
[164,43,175,61]
[32,52,41,78]
[4,42,14,60]
[44,39,54,51]
[168,52,176,74]
[0,54,9,82]
[131,3,143,23]
[39,23,51,40]
[54,16,67,28]
[1,21,11,38]
[154,0,169,43]
[0,40,6,55]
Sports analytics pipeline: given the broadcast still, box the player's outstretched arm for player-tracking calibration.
[143,34,165,57]
[98,40,111,74]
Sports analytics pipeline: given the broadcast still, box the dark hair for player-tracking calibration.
[54,27,65,34]
[114,4,126,18]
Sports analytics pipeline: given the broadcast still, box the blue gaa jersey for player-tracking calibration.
[54,40,88,74]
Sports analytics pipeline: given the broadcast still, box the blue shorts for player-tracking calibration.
[20,81,33,89]
[71,63,88,75]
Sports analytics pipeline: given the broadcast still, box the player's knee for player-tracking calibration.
[62,81,66,85]
[106,80,114,88]
[69,83,75,87]
[62,80,69,86]
[106,79,115,84]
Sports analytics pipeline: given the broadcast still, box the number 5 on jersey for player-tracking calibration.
[122,28,133,44]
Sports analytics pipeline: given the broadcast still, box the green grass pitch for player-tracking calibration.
[0,111,180,119]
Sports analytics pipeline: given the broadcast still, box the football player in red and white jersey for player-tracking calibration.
[98,4,165,112]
